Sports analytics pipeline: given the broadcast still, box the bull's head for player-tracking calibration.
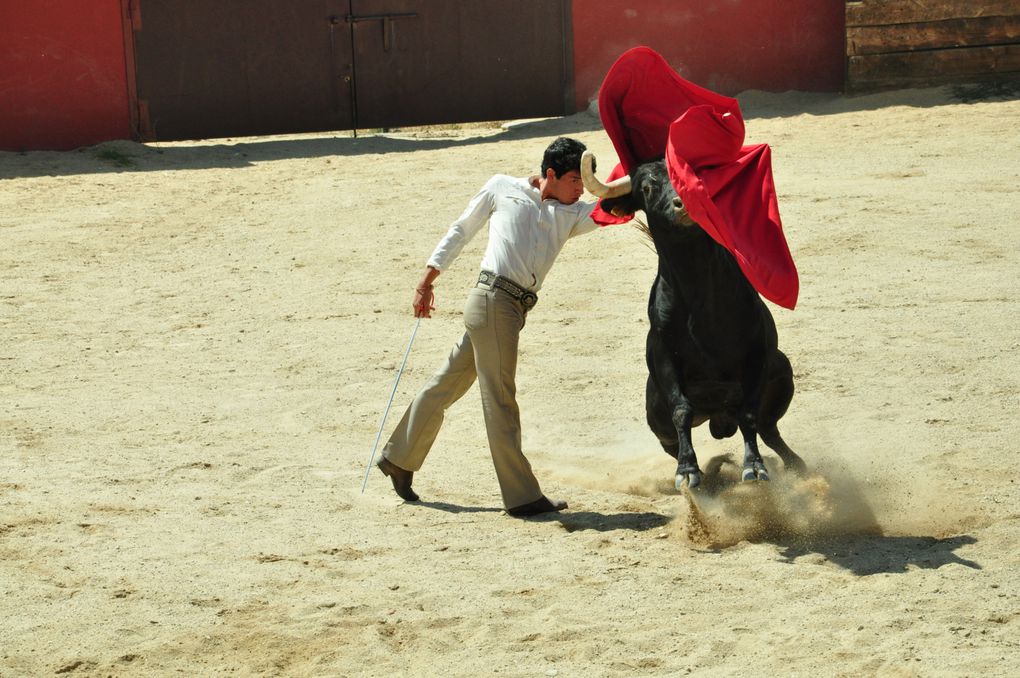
[581,151,696,228]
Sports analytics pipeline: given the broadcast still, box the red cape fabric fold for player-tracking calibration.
[590,46,799,309]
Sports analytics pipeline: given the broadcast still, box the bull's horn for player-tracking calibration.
[581,151,632,199]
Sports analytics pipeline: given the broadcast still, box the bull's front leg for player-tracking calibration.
[738,413,769,482]
[671,398,702,489]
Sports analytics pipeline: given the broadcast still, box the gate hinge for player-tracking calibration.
[136,99,154,141]
[127,0,142,31]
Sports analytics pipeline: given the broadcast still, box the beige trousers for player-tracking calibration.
[382,285,543,509]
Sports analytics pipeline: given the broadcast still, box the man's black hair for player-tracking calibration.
[541,137,587,178]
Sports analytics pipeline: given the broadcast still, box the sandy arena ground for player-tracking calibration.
[2,84,1019,676]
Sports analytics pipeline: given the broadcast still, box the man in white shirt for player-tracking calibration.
[377,137,600,517]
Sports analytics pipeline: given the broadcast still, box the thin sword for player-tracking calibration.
[361,317,422,493]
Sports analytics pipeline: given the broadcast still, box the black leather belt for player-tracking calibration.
[477,270,538,310]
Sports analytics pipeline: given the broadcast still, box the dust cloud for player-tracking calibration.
[676,451,980,548]
[546,437,975,549]
[677,456,880,548]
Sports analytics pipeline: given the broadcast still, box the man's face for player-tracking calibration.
[545,169,584,205]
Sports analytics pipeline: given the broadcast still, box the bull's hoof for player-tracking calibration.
[675,467,702,490]
[741,463,770,482]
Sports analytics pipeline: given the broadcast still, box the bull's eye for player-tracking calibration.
[642,183,654,201]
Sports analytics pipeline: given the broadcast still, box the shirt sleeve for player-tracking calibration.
[568,200,600,238]
[426,178,496,271]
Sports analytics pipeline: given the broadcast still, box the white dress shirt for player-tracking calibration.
[427,174,598,291]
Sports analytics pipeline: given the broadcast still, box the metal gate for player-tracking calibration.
[131,0,572,141]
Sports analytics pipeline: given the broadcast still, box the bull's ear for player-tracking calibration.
[601,195,639,219]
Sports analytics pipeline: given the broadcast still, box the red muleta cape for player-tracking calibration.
[592,46,799,310]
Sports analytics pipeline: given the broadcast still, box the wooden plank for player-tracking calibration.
[847,0,1020,27]
[847,16,1020,55]
[847,68,1020,91]
[848,44,1020,88]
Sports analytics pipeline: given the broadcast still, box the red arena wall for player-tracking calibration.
[571,0,845,110]
[0,0,132,151]
[0,1,845,150]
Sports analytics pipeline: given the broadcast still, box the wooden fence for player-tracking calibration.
[846,0,1020,91]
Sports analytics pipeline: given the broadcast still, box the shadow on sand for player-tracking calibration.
[6,79,1017,180]
[555,511,671,532]
[414,501,504,515]
[0,113,603,179]
[772,533,980,576]
[415,501,671,534]
[414,461,981,577]
[731,79,1020,120]
[677,454,983,577]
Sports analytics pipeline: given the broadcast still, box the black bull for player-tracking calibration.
[582,153,806,488]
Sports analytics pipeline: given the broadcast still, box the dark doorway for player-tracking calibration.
[131,0,571,141]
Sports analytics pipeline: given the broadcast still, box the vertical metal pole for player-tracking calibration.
[346,3,360,136]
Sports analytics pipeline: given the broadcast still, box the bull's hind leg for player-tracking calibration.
[760,425,806,474]
[759,350,807,474]
[738,414,770,482]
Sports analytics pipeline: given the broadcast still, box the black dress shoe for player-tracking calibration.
[507,495,567,517]
[376,457,419,502]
